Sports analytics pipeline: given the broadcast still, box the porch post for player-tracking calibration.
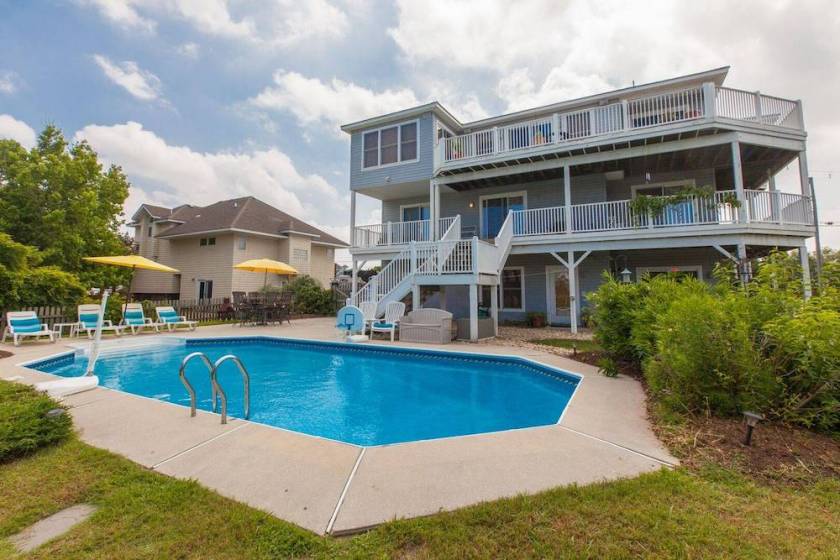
[350,257,358,304]
[349,191,357,247]
[568,250,578,334]
[439,286,447,311]
[736,242,751,285]
[412,283,420,310]
[798,150,810,196]
[490,284,498,336]
[469,283,478,341]
[563,164,572,234]
[768,169,779,223]
[799,242,812,299]
[434,182,442,238]
[731,141,747,223]
[429,180,439,240]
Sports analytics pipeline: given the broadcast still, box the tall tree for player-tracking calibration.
[0,125,131,287]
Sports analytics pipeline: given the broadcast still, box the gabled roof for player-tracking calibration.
[339,66,730,134]
[149,196,348,247]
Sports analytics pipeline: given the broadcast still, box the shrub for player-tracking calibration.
[763,295,840,431]
[597,356,619,378]
[284,276,335,315]
[645,293,777,416]
[0,380,72,462]
[587,273,645,362]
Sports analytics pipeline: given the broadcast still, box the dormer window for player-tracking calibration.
[362,120,418,169]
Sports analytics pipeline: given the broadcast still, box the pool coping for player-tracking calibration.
[2,318,678,535]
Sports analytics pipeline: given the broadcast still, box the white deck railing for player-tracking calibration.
[352,216,458,249]
[440,84,803,165]
[509,190,811,237]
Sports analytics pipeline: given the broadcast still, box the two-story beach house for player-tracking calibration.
[129,196,348,300]
[343,67,816,339]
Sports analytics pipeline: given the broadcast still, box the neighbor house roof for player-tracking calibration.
[143,196,348,247]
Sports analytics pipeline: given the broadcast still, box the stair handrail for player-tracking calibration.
[493,212,515,273]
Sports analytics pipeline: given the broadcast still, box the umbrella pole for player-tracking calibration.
[123,266,135,316]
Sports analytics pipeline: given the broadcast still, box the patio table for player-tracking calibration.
[52,322,78,339]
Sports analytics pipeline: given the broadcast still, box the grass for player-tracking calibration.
[532,337,602,353]
[1,379,838,559]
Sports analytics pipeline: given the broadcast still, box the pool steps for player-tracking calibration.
[178,351,250,424]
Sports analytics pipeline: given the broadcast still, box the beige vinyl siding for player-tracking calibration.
[309,244,336,287]
[132,215,180,295]
[288,235,312,277]
[230,234,288,293]
[174,233,236,299]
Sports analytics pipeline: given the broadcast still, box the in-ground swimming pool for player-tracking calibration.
[30,337,580,446]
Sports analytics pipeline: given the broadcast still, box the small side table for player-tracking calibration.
[52,322,78,339]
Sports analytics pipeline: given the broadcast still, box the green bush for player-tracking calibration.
[587,273,645,362]
[0,380,72,462]
[763,293,840,431]
[645,293,777,416]
[284,276,335,315]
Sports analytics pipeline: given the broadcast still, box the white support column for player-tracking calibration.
[798,150,810,196]
[469,283,478,341]
[439,286,447,311]
[429,181,437,240]
[563,164,572,234]
[568,250,578,334]
[490,284,498,337]
[731,141,747,223]
[349,191,357,247]
[350,257,358,304]
[736,242,751,285]
[799,243,812,299]
[702,82,716,119]
[434,182,441,238]
[768,169,779,223]
[412,284,420,310]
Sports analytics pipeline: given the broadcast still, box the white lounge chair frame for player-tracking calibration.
[2,311,55,346]
[120,303,159,334]
[370,301,406,342]
[77,303,123,339]
[358,301,377,334]
[155,306,197,331]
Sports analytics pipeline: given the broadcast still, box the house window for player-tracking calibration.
[199,238,207,246]
[147,226,152,237]
[361,120,419,169]
[197,279,213,300]
[401,204,430,222]
[208,237,216,246]
[501,267,525,311]
[636,266,702,280]
[292,248,309,265]
[238,237,247,250]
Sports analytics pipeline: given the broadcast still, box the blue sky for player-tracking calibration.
[1,0,838,259]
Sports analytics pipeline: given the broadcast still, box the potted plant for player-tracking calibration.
[527,311,547,328]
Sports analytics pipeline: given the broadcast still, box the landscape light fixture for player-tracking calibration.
[742,411,763,446]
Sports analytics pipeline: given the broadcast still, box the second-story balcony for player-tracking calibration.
[436,85,804,170]
[351,190,813,251]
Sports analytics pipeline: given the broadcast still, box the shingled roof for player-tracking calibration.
[142,197,348,247]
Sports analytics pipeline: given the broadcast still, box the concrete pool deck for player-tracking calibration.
[1,318,677,535]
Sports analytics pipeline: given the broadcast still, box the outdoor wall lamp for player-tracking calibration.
[620,268,632,283]
[742,411,763,446]
[468,200,475,208]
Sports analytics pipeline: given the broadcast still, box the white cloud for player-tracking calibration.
[80,0,348,48]
[176,42,200,58]
[74,121,348,239]
[249,71,422,136]
[0,71,21,94]
[496,67,614,113]
[93,55,163,102]
[0,114,37,149]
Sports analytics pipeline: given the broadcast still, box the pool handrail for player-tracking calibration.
[211,354,251,424]
[178,352,216,417]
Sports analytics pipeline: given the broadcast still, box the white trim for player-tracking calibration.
[361,119,420,171]
[398,202,430,221]
[478,190,528,239]
[158,228,290,240]
[196,278,214,300]
[630,178,696,197]
[636,265,703,278]
[500,266,525,312]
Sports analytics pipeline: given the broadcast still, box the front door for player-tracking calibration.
[480,193,526,238]
[197,279,213,300]
[546,266,570,325]
[401,205,430,242]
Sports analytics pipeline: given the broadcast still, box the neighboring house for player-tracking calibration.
[342,66,816,339]
[129,196,348,300]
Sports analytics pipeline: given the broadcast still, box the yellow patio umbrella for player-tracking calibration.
[233,258,298,290]
[83,255,179,309]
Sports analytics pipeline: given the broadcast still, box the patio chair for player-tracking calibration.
[399,308,454,344]
[358,301,377,334]
[155,306,198,332]
[77,303,124,339]
[120,303,159,334]
[2,311,55,346]
[267,291,292,325]
[370,301,406,341]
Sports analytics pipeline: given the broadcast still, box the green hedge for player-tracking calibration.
[588,251,839,432]
[0,380,73,462]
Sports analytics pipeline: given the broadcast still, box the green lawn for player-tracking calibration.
[532,337,603,353]
[1,381,838,559]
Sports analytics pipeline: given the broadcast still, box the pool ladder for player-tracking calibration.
[178,352,250,424]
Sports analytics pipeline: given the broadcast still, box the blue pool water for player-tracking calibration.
[31,337,579,446]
